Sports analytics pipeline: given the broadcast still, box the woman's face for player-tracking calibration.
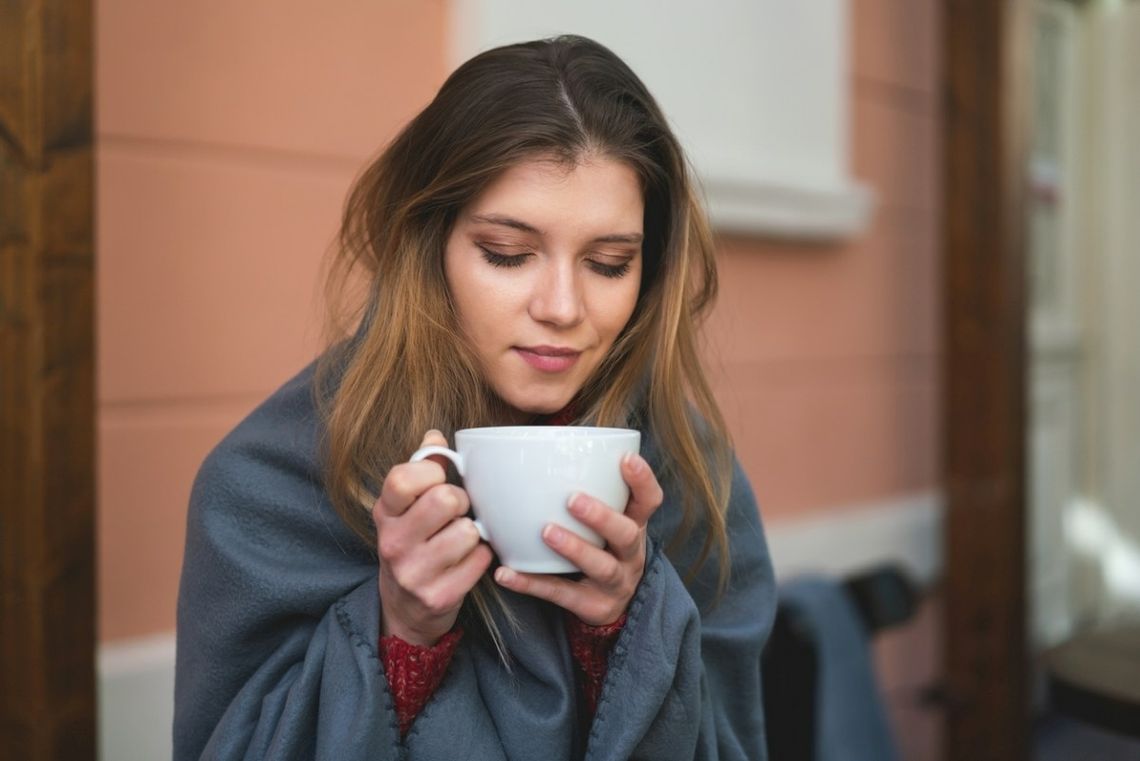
[444,155,644,421]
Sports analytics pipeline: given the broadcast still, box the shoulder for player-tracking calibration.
[186,359,359,555]
[641,422,773,607]
[193,362,319,496]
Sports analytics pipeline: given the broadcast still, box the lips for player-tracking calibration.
[514,345,582,373]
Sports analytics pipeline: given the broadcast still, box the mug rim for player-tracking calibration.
[455,425,639,439]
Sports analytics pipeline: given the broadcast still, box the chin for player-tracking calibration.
[499,390,575,419]
[514,399,569,416]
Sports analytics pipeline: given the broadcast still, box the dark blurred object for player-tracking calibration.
[1044,623,1140,740]
[762,564,919,761]
[843,566,919,633]
[1034,712,1140,761]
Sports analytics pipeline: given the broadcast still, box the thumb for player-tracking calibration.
[421,428,449,449]
[418,429,452,472]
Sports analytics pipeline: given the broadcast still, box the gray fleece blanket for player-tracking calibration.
[174,360,776,760]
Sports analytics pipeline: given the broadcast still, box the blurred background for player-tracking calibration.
[3,0,1139,759]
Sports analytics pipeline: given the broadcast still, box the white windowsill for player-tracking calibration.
[704,175,875,241]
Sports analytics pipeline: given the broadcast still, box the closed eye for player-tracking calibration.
[587,260,632,279]
[478,245,531,268]
[478,244,634,279]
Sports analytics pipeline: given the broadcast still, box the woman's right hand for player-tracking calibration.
[374,430,493,646]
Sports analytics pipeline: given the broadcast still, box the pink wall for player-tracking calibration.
[711,0,941,522]
[95,1,448,641]
[96,0,942,665]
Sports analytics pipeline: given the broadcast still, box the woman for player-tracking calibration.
[174,35,775,760]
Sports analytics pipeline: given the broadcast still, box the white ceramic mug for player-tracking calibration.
[410,426,641,574]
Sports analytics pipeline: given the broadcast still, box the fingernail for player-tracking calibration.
[624,452,644,473]
[542,524,565,546]
[495,567,515,585]
[567,492,586,515]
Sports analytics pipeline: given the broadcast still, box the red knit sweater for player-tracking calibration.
[379,614,626,736]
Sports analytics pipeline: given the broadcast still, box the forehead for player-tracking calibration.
[463,155,644,236]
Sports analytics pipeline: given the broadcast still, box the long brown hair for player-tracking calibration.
[317,35,733,606]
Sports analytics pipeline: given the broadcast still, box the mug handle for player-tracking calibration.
[408,445,489,542]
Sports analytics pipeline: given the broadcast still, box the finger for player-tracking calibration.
[376,483,469,570]
[421,542,494,609]
[494,567,621,625]
[418,428,452,473]
[566,493,641,561]
[394,516,484,591]
[493,567,580,613]
[401,484,471,543]
[423,517,483,571]
[620,453,664,527]
[378,460,448,517]
[541,522,626,585]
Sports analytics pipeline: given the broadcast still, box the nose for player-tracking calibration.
[527,259,584,328]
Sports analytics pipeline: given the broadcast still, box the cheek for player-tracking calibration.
[446,258,522,347]
[459,276,522,330]
[604,283,641,337]
[446,248,486,319]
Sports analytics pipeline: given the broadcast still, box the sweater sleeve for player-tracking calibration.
[378,629,464,736]
[378,614,623,735]
[566,613,627,716]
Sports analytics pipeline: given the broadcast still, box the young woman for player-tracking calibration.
[174,35,775,760]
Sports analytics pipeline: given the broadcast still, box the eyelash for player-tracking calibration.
[477,246,632,279]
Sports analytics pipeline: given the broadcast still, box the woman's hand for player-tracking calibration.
[374,430,494,646]
[492,452,663,625]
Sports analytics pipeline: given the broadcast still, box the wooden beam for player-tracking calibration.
[0,0,97,758]
[941,0,1032,759]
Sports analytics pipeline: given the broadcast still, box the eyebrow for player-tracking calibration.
[468,213,643,245]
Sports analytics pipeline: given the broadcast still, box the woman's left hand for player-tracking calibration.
[492,452,663,625]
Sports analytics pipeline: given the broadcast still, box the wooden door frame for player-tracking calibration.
[941,0,1033,759]
[0,1,97,758]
